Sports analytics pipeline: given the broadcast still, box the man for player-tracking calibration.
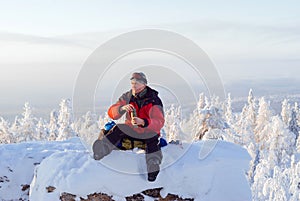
[93,72,165,182]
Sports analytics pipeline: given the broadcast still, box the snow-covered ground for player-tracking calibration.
[0,138,251,201]
[2,90,300,200]
[0,138,84,200]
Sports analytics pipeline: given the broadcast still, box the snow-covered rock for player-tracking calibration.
[0,138,84,201]
[28,139,252,201]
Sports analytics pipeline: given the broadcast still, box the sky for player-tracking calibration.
[0,0,300,119]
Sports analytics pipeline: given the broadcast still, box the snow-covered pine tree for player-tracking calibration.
[289,108,300,144]
[0,117,14,143]
[164,104,181,142]
[234,89,257,145]
[183,94,209,140]
[289,156,300,201]
[225,93,234,126]
[210,95,221,109]
[98,112,110,129]
[48,110,59,141]
[17,102,37,142]
[79,111,101,150]
[186,109,200,141]
[281,99,291,126]
[267,116,295,169]
[263,166,290,201]
[56,99,75,141]
[252,158,272,201]
[247,142,260,184]
[296,136,300,152]
[254,97,272,146]
[235,105,248,144]
[93,112,111,141]
[36,118,48,141]
[293,102,300,128]
[196,105,228,140]
[246,89,257,130]
[197,93,206,113]
[10,116,21,142]
[190,95,227,141]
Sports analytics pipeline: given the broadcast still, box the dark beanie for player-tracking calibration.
[130,72,147,84]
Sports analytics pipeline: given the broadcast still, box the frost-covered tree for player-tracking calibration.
[48,110,59,141]
[185,94,210,142]
[236,107,256,146]
[289,156,300,201]
[204,96,210,109]
[246,89,257,130]
[195,106,228,140]
[263,166,290,201]
[197,93,206,112]
[296,137,300,152]
[187,109,201,140]
[234,90,257,145]
[267,116,295,168]
[293,102,300,126]
[17,102,37,142]
[36,118,48,141]
[294,102,299,114]
[210,95,222,109]
[252,115,296,200]
[56,99,75,141]
[79,111,101,151]
[0,117,14,143]
[289,109,300,144]
[260,155,300,201]
[164,105,181,142]
[10,116,21,142]
[281,99,291,126]
[247,142,260,184]
[98,112,111,129]
[254,97,272,145]
[225,93,234,126]
[235,105,249,145]
[252,159,272,201]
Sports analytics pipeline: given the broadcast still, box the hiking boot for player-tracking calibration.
[92,139,112,160]
[147,159,160,182]
[148,169,159,182]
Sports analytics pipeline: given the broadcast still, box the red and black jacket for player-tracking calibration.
[108,86,165,135]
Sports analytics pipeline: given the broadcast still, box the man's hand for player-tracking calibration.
[120,104,134,112]
[132,117,145,127]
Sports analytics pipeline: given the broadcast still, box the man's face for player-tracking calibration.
[131,80,146,94]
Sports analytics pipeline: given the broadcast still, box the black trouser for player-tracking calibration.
[104,124,163,166]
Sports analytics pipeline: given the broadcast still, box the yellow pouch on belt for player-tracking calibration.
[122,138,146,150]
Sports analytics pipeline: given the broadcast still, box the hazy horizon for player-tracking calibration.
[1,1,299,120]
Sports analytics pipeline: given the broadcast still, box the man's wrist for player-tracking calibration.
[141,118,149,128]
[119,106,126,114]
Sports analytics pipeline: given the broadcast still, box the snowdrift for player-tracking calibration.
[27,139,251,201]
[0,138,251,200]
[0,138,84,200]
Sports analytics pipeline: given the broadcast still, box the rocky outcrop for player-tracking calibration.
[59,188,194,201]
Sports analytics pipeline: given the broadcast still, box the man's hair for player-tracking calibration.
[130,72,147,84]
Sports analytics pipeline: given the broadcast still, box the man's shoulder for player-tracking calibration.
[119,90,132,102]
[146,86,159,97]
[145,86,163,106]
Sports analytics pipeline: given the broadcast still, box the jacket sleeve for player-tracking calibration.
[107,92,129,120]
[107,100,126,120]
[144,104,165,134]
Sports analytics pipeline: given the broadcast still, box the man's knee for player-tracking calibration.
[145,135,160,151]
[146,149,163,164]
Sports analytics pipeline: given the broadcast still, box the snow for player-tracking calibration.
[0,137,252,201]
[2,90,300,201]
